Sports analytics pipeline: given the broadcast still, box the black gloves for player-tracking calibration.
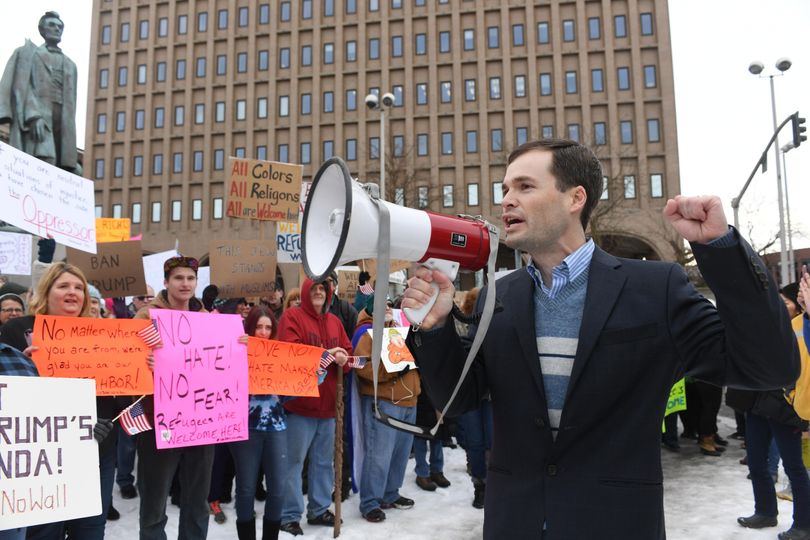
[93,418,114,443]
[37,238,56,263]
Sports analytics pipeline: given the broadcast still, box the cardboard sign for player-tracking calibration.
[151,310,248,448]
[226,157,302,221]
[276,221,301,263]
[0,375,100,528]
[366,326,417,373]
[0,230,32,275]
[336,267,360,304]
[0,141,97,253]
[210,239,277,298]
[247,337,322,396]
[360,259,413,280]
[278,262,302,292]
[95,218,131,243]
[30,315,153,396]
[67,240,147,297]
[298,181,312,221]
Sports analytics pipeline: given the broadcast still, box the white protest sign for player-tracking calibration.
[276,221,301,263]
[0,141,96,254]
[142,249,179,297]
[0,376,101,528]
[0,231,32,275]
[365,326,417,373]
[196,266,211,297]
[298,181,311,225]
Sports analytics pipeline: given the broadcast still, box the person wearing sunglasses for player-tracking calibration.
[128,285,155,318]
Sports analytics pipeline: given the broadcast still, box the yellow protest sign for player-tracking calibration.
[95,218,131,243]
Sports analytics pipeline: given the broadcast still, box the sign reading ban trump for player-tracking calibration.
[151,310,248,449]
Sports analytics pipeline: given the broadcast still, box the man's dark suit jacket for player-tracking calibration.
[409,234,799,540]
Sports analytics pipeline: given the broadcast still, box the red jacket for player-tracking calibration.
[280,278,352,419]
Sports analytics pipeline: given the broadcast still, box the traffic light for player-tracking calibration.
[793,113,807,148]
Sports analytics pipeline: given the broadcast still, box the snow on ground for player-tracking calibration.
[105,413,797,539]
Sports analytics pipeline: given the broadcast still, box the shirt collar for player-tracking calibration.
[526,239,595,292]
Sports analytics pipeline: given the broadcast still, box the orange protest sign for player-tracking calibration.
[31,315,154,396]
[96,218,131,243]
[247,337,322,397]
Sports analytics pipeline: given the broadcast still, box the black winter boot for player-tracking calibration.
[472,477,486,509]
[262,518,281,540]
[236,518,256,540]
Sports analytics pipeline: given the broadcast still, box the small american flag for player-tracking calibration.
[358,283,374,295]
[320,352,367,369]
[119,401,153,435]
[137,320,162,348]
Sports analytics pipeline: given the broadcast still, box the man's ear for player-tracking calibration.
[570,185,587,213]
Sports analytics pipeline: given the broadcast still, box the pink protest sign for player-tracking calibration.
[150,310,248,449]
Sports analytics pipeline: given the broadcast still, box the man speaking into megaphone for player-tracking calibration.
[402,138,799,540]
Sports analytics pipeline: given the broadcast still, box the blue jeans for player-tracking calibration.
[768,438,781,476]
[280,413,336,523]
[25,444,116,540]
[745,411,810,527]
[231,429,288,522]
[359,397,416,515]
[116,424,137,489]
[0,530,25,540]
[457,400,493,480]
[413,437,444,477]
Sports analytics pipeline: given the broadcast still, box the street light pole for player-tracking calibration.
[782,141,796,280]
[364,91,395,201]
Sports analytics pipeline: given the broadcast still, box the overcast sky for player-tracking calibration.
[1,0,808,252]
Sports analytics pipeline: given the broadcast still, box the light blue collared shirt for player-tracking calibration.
[526,239,596,299]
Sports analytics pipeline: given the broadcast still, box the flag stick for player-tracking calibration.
[112,394,147,422]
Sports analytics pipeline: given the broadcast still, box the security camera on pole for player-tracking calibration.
[364,91,396,201]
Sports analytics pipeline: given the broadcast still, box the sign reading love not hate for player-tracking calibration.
[227,157,302,222]
[0,376,101,529]
[30,315,153,396]
[247,337,322,397]
[0,141,97,254]
[209,239,277,298]
[151,310,248,449]
[67,240,148,297]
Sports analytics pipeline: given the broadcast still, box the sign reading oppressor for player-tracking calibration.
[67,240,147,297]
[226,157,302,221]
[151,310,248,449]
[0,230,32,275]
[30,315,153,396]
[95,218,131,243]
[247,338,323,397]
[210,239,277,298]
[0,376,101,529]
[0,141,97,253]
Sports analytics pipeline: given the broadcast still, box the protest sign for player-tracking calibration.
[0,231,32,275]
[0,141,96,253]
[360,259,412,280]
[247,338,322,397]
[151,310,248,449]
[336,267,360,304]
[276,221,301,263]
[210,239,277,298]
[665,378,686,417]
[197,266,211,297]
[278,263,302,292]
[298,181,311,223]
[366,326,417,373]
[95,218,131,243]
[226,157,302,221]
[30,315,153,396]
[67,240,147,297]
[142,249,178,296]
[0,376,100,528]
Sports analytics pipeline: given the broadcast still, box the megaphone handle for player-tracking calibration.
[403,258,459,326]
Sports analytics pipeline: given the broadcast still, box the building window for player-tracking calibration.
[345,139,357,160]
[300,143,311,164]
[601,176,609,200]
[418,186,428,209]
[217,9,229,29]
[256,145,267,160]
[174,106,184,126]
[588,17,601,39]
[415,33,427,55]
[466,130,478,153]
[238,7,249,27]
[97,113,107,133]
[542,125,553,138]
[215,102,225,122]
[394,187,405,206]
[369,0,379,11]
[440,81,452,103]
[258,50,269,71]
[153,154,163,174]
[368,38,379,60]
[467,184,479,206]
[279,96,290,116]
[640,13,654,35]
[644,65,657,88]
[133,155,143,176]
[213,198,224,220]
[278,144,289,162]
[114,158,124,177]
[491,128,503,151]
[101,25,111,44]
[650,174,664,198]
[539,73,552,96]
[300,94,312,115]
[624,175,636,199]
[463,29,475,50]
[441,132,453,155]
[237,52,248,72]
[323,43,334,64]
[120,23,130,43]
[302,0,313,18]
[193,151,203,172]
[323,140,334,159]
[594,122,606,145]
[132,203,142,224]
[392,135,404,157]
[492,182,503,205]
[135,109,145,129]
[487,26,499,48]
[442,185,454,208]
[647,119,660,142]
[158,17,168,36]
[614,15,627,38]
[617,67,630,90]
[565,71,577,93]
[173,153,183,173]
[620,121,633,144]
[591,69,604,92]
[280,1,291,21]
[236,99,247,120]
[391,85,404,107]
[369,137,380,159]
[392,36,403,57]
[512,24,524,46]
[279,48,290,69]
[417,134,428,156]
[465,79,476,101]
[489,77,501,99]
[439,31,451,53]
[416,83,427,105]
[156,62,166,82]
[235,147,246,159]
[94,159,104,179]
[139,20,149,39]
[516,127,528,145]
[323,91,334,113]
[118,67,128,86]
[514,75,526,97]
[537,21,549,44]
[176,59,186,80]
[196,57,206,78]
[214,149,225,170]
[177,15,188,34]
[198,12,208,32]
[324,0,335,16]
[346,0,357,14]
[567,124,580,142]
[259,4,270,24]
[563,20,575,42]
[98,68,109,88]
[256,97,268,118]
[391,0,402,8]
[345,41,357,62]
[137,64,147,84]
[346,89,357,111]
[192,199,202,221]
[151,202,161,223]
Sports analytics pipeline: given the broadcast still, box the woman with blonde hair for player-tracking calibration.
[284,287,301,310]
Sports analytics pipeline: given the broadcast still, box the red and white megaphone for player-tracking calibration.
[301,157,497,325]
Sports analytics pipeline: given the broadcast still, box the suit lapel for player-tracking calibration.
[35,47,53,75]
[506,271,548,404]
[565,247,626,401]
